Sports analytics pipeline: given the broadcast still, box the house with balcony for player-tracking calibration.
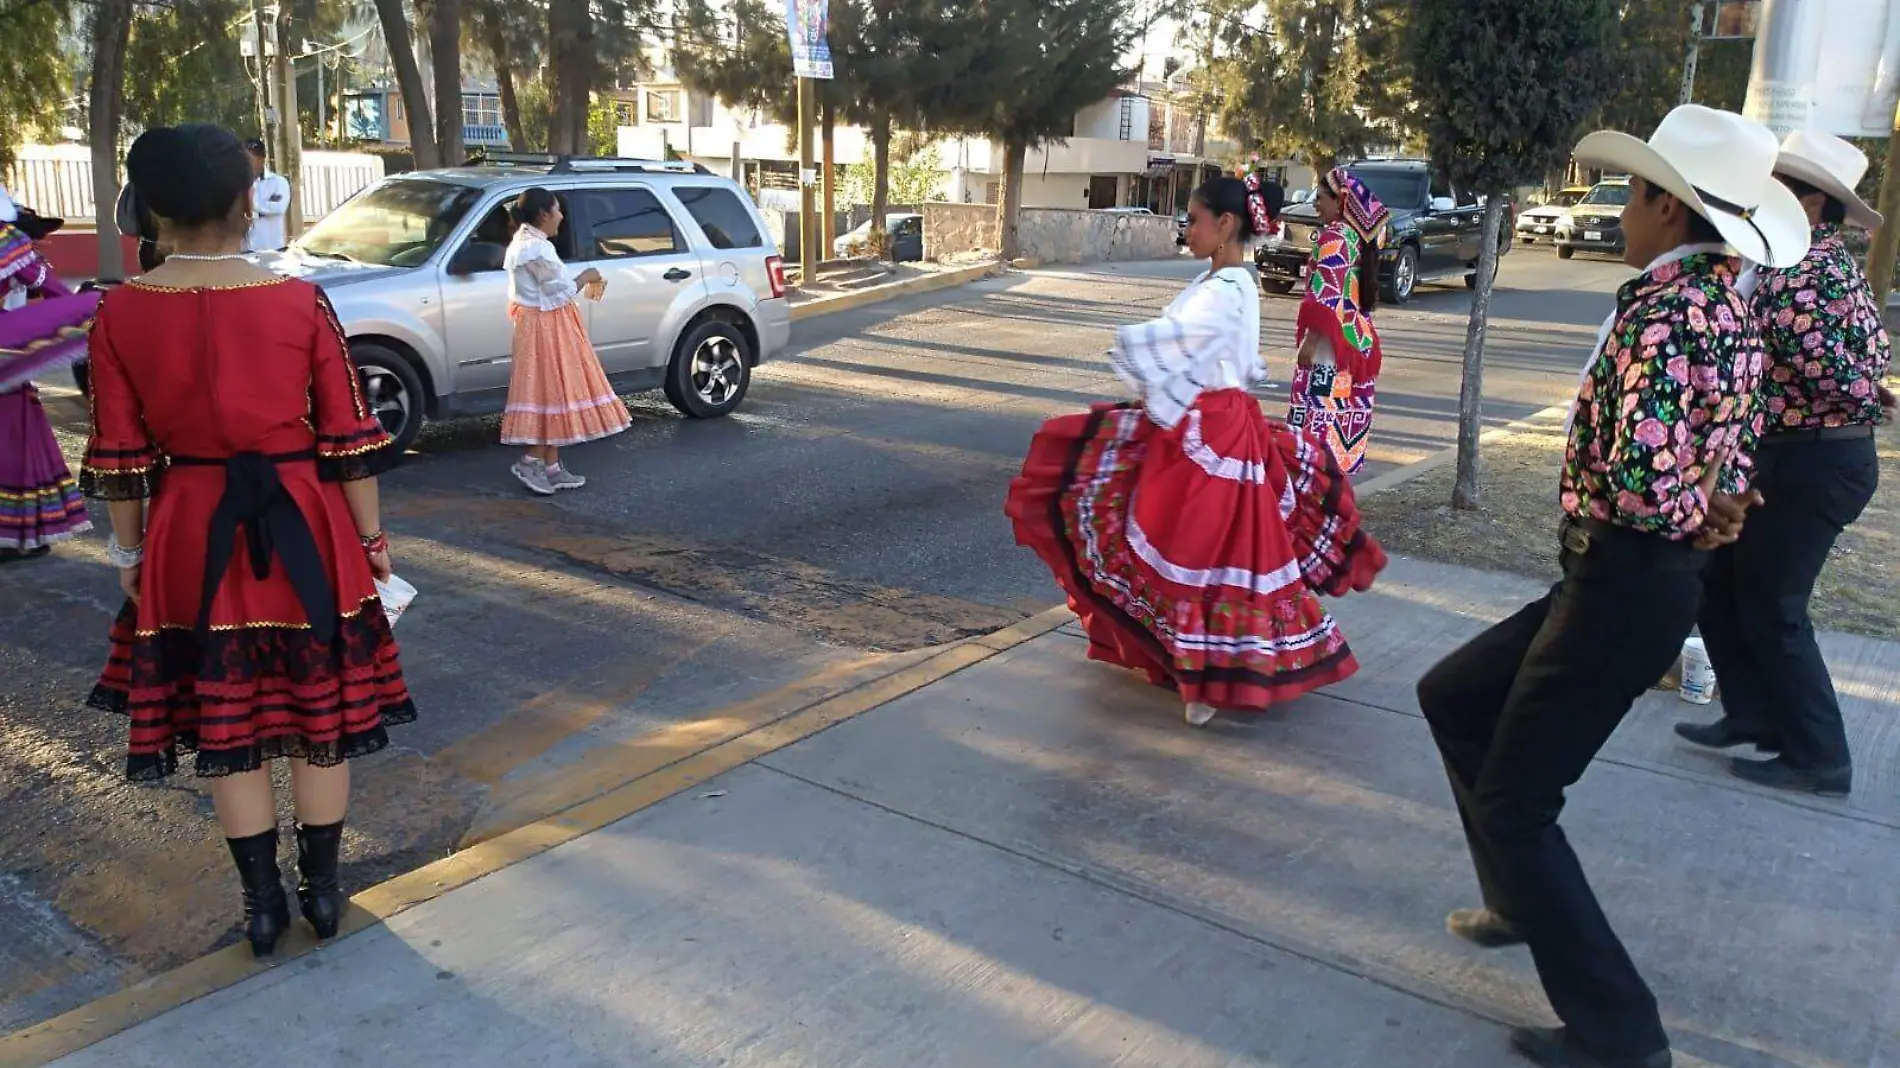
[341,80,511,152]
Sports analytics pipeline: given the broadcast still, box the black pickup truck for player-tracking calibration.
[1255,158,1513,305]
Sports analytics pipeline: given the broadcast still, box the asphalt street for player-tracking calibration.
[0,244,1631,1034]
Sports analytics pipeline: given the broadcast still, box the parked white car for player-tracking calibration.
[1515,185,1591,244]
[259,156,792,457]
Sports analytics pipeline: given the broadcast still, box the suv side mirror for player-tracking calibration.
[448,241,505,276]
[1430,196,1457,213]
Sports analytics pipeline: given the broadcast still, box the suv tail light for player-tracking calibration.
[766,255,787,300]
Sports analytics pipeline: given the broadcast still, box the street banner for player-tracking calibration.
[1743,0,1900,138]
[784,0,834,80]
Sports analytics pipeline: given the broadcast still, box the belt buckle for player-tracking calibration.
[1561,521,1592,556]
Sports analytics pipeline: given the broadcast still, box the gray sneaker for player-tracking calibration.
[545,463,587,491]
[511,458,555,496]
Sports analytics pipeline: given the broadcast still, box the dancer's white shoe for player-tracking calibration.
[1184,702,1217,727]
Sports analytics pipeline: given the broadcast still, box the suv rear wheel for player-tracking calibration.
[350,341,424,458]
[664,318,753,419]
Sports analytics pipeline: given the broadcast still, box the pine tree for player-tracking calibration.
[1208,0,1409,175]
[940,0,1134,261]
[1412,0,1618,508]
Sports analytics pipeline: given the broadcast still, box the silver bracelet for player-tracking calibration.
[105,534,144,569]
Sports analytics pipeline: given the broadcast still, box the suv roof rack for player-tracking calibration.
[462,150,713,176]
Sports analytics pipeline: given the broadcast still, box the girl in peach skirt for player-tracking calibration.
[500,187,631,494]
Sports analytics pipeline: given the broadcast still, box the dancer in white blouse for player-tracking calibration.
[1005,176,1388,727]
[500,187,631,495]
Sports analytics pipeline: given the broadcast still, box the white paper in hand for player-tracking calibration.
[375,573,417,627]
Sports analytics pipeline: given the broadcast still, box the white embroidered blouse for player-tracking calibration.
[505,225,580,311]
[1107,266,1264,429]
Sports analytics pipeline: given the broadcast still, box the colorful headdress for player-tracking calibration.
[1323,168,1390,248]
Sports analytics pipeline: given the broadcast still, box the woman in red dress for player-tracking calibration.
[1005,177,1387,727]
[81,125,416,957]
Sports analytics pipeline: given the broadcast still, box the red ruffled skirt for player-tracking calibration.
[1004,390,1386,713]
[89,459,416,780]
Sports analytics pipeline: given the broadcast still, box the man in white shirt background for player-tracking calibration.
[244,138,290,252]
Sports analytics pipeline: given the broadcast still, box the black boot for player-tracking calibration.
[225,829,291,958]
[295,821,348,940]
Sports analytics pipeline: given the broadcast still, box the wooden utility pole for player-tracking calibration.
[821,100,837,260]
[275,5,303,238]
[1868,97,1900,307]
[798,77,817,285]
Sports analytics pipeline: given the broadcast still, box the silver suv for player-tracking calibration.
[260,156,791,454]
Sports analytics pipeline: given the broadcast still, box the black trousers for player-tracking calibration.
[1698,433,1877,770]
[1418,518,1705,1059]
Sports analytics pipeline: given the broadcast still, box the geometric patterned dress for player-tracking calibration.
[1289,219,1383,474]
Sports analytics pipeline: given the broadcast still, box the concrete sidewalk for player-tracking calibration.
[10,556,1899,1068]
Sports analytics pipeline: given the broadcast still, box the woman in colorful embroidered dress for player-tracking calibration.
[1005,177,1387,728]
[501,186,630,495]
[82,125,417,958]
[1289,169,1390,474]
[0,185,99,563]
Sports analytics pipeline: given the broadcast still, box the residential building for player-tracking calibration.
[613,69,1175,212]
[342,80,511,151]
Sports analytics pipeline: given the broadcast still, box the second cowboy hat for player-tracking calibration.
[1775,129,1882,231]
[1573,104,1810,269]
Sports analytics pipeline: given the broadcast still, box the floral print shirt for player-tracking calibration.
[1753,224,1892,430]
[1561,252,1764,540]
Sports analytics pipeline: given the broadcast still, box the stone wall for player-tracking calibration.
[923,203,999,260]
[920,202,1175,264]
[1017,208,1175,264]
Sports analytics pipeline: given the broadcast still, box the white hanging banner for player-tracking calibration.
[1743,0,1900,138]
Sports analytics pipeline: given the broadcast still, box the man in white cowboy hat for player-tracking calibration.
[1676,130,1893,797]
[1415,104,1809,1068]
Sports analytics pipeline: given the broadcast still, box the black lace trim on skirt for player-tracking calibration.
[89,687,418,781]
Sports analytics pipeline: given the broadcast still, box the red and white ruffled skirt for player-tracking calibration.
[1004,389,1386,713]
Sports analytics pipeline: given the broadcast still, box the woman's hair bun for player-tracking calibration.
[126,124,253,228]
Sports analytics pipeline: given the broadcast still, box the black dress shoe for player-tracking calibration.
[1447,907,1526,948]
[1674,719,1781,753]
[1730,755,1851,797]
[1510,1026,1671,1068]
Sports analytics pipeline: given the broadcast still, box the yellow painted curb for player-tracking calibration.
[0,607,1071,1068]
[789,261,1000,322]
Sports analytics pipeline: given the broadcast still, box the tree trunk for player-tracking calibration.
[374,0,437,168]
[1451,194,1508,510]
[870,114,891,257]
[430,0,465,163]
[997,136,1027,262]
[484,10,525,150]
[90,0,133,280]
[546,0,591,155]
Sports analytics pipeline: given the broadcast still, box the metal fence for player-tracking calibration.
[4,145,385,226]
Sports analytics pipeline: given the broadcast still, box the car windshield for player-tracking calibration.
[297,178,481,267]
[1579,184,1630,207]
[1347,168,1427,210]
